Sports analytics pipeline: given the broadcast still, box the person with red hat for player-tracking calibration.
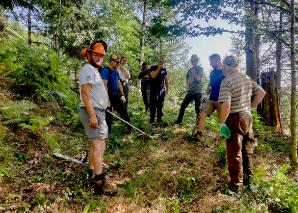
[79,40,116,195]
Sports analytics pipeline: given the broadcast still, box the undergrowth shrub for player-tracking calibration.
[0,37,80,112]
[0,100,53,132]
[214,141,226,166]
[246,164,298,212]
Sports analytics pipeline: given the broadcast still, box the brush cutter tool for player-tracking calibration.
[106,109,160,140]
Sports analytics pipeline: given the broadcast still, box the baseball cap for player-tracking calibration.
[110,54,118,61]
[223,55,239,67]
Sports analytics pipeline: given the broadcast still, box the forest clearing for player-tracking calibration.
[0,0,297,212]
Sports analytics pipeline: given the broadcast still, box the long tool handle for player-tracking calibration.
[106,109,149,136]
[53,152,87,166]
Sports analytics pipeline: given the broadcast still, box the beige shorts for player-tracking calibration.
[80,107,108,141]
[201,100,221,117]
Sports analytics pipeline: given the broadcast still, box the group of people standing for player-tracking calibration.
[78,40,266,195]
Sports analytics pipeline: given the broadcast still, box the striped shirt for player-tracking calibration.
[218,71,262,113]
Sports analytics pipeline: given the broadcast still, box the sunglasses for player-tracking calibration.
[111,59,119,63]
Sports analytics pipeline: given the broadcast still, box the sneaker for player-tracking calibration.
[93,173,118,196]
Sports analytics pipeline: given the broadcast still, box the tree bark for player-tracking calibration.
[245,1,257,81]
[276,12,283,90]
[260,71,283,133]
[27,6,32,45]
[289,0,297,170]
[254,3,260,84]
[140,0,148,67]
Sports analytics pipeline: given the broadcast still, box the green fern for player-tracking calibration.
[0,100,36,124]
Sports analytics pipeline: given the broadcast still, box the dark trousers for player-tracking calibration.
[176,93,202,123]
[141,87,150,111]
[150,89,165,121]
[226,113,255,186]
[123,83,129,110]
[106,93,131,132]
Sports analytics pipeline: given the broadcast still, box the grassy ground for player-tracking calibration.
[0,85,297,212]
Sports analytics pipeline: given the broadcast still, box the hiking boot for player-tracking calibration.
[192,130,202,140]
[93,173,118,196]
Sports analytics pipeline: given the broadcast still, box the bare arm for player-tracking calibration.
[220,101,231,124]
[191,68,203,81]
[125,69,131,80]
[103,80,108,94]
[192,70,203,81]
[251,88,266,108]
[149,66,162,79]
[165,76,169,93]
[118,80,124,96]
[81,84,98,128]
[103,80,111,107]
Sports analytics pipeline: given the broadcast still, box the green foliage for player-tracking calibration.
[32,193,48,206]
[42,131,60,151]
[0,100,54,133]
[0,36,80,112]
[242,164,298,212]
[20,115,53,132]
[214,141,226,166]
[83,199,106,213]
[0,100,36,125]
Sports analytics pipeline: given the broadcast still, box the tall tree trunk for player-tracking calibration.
[245,1,257,81]
[276,12,283,90]
[27,6,32,45]
[254,3,260,84]
[289,0,297,170]
[260,70,282,133]
[140,0,148,67]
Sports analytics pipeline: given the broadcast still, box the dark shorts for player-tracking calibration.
[79,107,108,141]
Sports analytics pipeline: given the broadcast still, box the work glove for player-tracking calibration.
[120,95,126,103]
[220,124,231,139]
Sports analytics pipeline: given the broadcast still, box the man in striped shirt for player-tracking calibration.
[218,55,266,191]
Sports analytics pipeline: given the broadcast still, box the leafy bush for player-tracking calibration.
[0,100,52,131]
[242,164,298,212]
[0,37,80,111]
[0,100,36,125]
[214,141,226,166]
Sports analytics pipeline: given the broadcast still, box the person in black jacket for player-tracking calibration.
[138,62,151,112]
[149,58,169,124]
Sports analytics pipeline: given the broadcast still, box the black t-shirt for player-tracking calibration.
[149,65,167,91]
[138,69,151,89]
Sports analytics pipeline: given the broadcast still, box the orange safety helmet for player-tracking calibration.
[82,40,107,58]
[91,42,106,56]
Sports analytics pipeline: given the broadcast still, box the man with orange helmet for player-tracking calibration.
[79,40,116,195]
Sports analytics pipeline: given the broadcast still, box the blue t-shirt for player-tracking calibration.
[100,67,120,95]
[149,65,167,92]
[209,68,225,101]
